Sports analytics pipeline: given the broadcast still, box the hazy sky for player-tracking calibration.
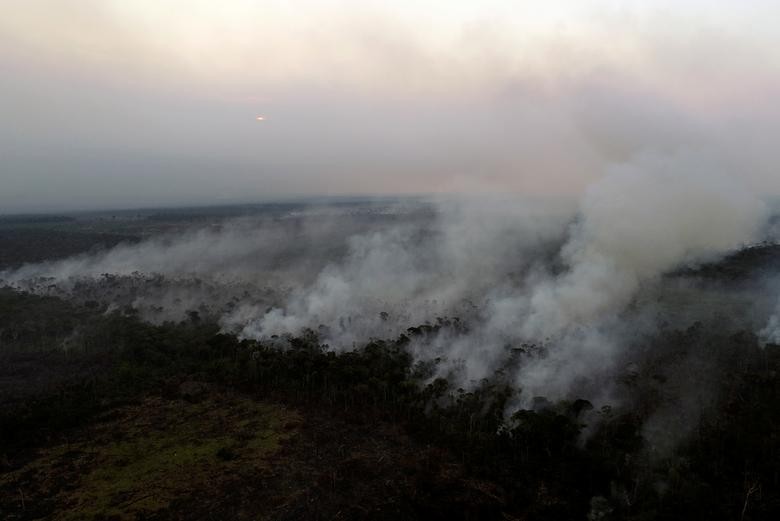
[1,1,780,211]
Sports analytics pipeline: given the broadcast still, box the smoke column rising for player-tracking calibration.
[0,159,772,407]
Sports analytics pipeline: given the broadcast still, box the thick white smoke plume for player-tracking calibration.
[220,157,772,406]
[1,159,772,406]
[493,157,768,401]
[226,197,574,348]
[521,159,766,336]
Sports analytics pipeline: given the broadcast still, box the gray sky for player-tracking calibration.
[2,1,780,212]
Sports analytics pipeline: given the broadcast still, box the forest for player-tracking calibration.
[1,281,778,519]
[5,2,780,519]
[1,204,779,520]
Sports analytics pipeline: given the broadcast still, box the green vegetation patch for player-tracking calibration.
[1,393,300,520]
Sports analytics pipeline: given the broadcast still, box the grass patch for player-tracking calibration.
[1,393,300,520]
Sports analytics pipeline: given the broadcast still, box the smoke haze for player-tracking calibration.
[5,5,780,519]
[2,0,780,454]
[3,2,780,211]
[3,162,774,413]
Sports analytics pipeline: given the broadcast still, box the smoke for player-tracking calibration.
[532,163,761,328]
[228,197,574,348]
[0,206,423,322]
[455,161,765,394]
[225,156,770,409]
[1,160,773,415]
[760,301,780,346]
[759,260,780,347]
